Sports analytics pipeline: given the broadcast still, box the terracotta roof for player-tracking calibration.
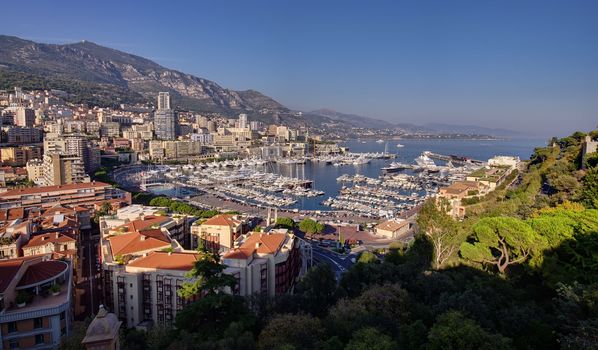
[441,181,480,195]
[127,251,198,270]
[24,232,76,248]
[39,215,79,231]
[73,206,89,212]
[0,256,38,293]
[0,207,25,222]
[17,260,68,287]
[41,206,76,217]
[376,219,409,232]
[107,229,170,257]
[0,181,110,197]
[223,232,287,260]
[114,215,169,234]
[202,214,241,227]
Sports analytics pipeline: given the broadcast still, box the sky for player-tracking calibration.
[1,0,597,136]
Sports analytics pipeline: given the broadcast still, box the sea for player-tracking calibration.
[154,138,547,211]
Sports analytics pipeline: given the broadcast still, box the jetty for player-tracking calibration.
[424,151,485,165]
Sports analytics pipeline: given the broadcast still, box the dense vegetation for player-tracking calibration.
[148,196,219,218]
[65,130,597,350]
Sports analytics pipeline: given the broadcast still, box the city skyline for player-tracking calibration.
[0,0,597,136]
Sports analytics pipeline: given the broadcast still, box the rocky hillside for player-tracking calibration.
[0,35,287,117]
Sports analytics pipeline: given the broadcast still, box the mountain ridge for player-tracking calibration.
[0,35,288,120]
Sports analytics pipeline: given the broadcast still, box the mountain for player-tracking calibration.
[307,108,396,129]
[423,123,528,138]
[0,35,288,121]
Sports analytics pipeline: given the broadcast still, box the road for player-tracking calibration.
[76,227,101,320]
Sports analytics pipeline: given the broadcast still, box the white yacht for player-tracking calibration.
[415,153,436,168]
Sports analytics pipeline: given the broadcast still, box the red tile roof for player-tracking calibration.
[17,260,68,287]
[107,229,170,257]
[376,219,409,232]
[0,207,25,222]
[0,256,38,293]
[114,216,169,234]
[24,232,76,248]
[223,232,287,260]
[0,181,110,197]
[127,251,198,271]
[202,214,241,227]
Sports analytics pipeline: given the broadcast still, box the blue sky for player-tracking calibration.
[1,0,597,136]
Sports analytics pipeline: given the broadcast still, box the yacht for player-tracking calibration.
[376,139,385,143]
[381,162,412,173]
[396,143,405,148]
[415,153,436,168]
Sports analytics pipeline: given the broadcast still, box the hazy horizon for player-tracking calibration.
[1,0,596,137]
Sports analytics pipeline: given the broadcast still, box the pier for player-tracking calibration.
[424,151,485,165]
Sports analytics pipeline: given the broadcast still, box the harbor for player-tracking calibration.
[114,138,539,219]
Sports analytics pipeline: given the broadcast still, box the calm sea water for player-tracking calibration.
[269,138,546,211]
[156,138,545,211]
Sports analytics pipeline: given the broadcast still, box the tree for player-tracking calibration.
[258,314,324,350]
[275,217,295,230]
[426,311,512,350]
[60,319,91,350]
[298,218,325,236]
[345,327,397,350]
[93,201,112,223]
[177,248,236,299]
[460,217,546,273]
[581,167,598,208]
[175,293,255,341]
[294,263,337,316]
[328,284,411,340]
[417,199,461,268]
[358,251,378,264]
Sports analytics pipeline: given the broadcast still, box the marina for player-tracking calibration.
[117,138,541,219]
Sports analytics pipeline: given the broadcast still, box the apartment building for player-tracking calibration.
[222,230,304,297]
[191,214,245,252]
[0,255,73,350]
[465,166,512,190]
[99,211,197,328]
[100,209,192,249]
[3,126,43,144]
[437,180,483,218]
[25,160,44,185]
[0,182,130,210]
[0,221,32,260]
[42,153,90,186]
[103,251,198,328]
[0,146,41,167]
[148,140,202,160]
[43,134,100,173]
[375,218,410,239]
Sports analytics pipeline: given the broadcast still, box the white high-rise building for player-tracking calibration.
[157,92,171,110]
[154,92,177,140]
[238,113,248,129]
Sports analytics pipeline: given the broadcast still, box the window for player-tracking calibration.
[7,321,17,333]
[130,295,133,299]
[61,327,66,336]
[8,340,18,350]
[35,334,44,344]
[34,317,43,328]
[60,311,65,320]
